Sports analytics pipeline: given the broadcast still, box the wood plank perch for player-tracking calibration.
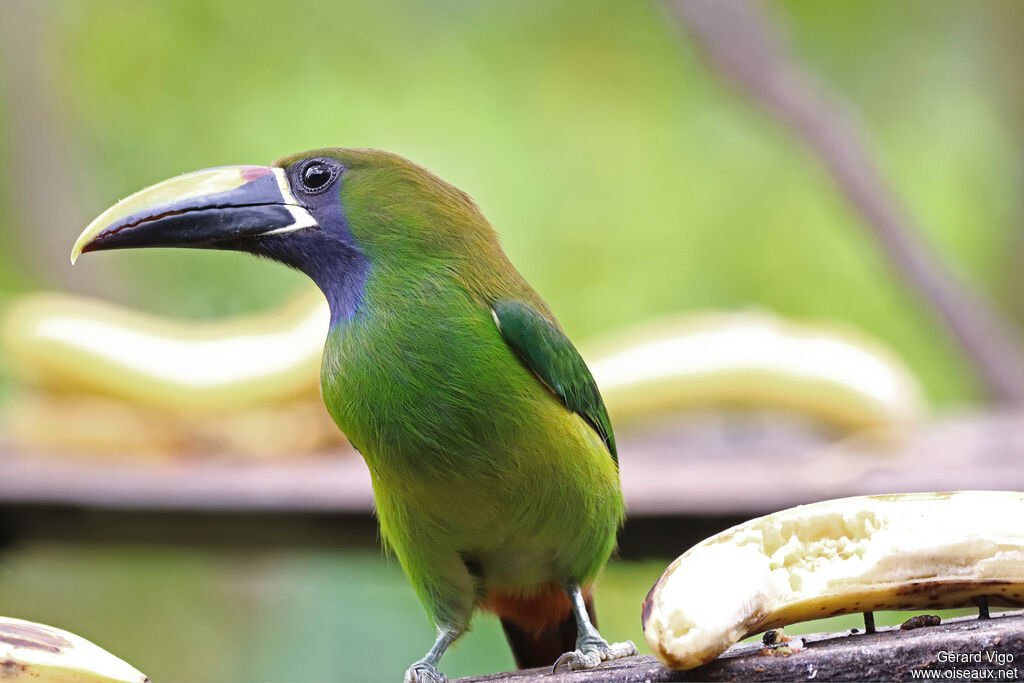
[2,409,1024,556]
[1,410,1023,516]
[456,611,1024,682]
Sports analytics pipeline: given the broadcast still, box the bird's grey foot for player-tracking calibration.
[404,626,458,683]
[552,634,638,672]
[404,659,447,683]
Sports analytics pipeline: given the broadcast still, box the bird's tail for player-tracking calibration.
[484,583,596,670]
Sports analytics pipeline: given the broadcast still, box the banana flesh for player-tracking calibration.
[642,491,1024,670]
[0,616,148,683]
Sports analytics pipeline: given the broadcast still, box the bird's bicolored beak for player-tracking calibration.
[71,166,317,264]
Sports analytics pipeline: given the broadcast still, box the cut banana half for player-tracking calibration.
[642,491,1024,670]
[0,616,148,683]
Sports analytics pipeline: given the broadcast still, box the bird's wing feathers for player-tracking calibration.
[491,299,617,464]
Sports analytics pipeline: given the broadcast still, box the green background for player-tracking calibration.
[0,1,1020,680]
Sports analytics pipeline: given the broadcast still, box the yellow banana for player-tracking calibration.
[585,311,924,432]
[1,292,923,433]
[1,290,327,413]
[0,616,148,683]
[642,491,1024,670]
[2,392,342,458]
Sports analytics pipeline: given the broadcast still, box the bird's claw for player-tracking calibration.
[404,660,447,683]
[552,638,638,672]
[553,648,601,672]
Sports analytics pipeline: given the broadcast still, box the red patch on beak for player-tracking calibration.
[240,166,274,182]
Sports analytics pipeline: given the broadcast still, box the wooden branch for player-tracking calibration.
[456,611,1024,682]
[661,0,1024,404]
[2,410,1024,517]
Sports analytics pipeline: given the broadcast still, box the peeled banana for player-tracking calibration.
[586,311,924,432]
[1,291,924,433]
[642,491,1024,670]
[0,616,148,683]
[0,289,327,413]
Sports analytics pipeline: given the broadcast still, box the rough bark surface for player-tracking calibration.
[456,611,1024,682]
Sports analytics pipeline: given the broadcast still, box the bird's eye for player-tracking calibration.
[303,164,331,188]
[298,159,339,194]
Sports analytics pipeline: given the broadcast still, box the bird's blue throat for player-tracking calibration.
[254,199,369,326]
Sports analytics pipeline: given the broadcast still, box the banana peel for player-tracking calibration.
[0,616,148,683]
[642,491,1024,670]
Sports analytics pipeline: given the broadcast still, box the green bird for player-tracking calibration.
[72,149,637,681]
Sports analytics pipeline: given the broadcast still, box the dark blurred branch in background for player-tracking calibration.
[984,3,1024,328]
[663,0,1024,404]
[0,0,100,292]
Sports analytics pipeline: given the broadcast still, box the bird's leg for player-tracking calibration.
[404,627,460,683]
[977,595,991,620]
[552,582,638,672]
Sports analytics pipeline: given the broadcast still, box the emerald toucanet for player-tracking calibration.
[72,149,636,681]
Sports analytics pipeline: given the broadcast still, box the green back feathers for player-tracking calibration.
[493,299,617,463]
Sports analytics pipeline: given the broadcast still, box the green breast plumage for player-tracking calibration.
[319,265,622,581]
[321,268,597,479]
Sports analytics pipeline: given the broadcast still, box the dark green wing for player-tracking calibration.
[492,299,617,464]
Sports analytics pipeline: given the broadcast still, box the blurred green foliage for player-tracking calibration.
[1,1,1022,681]
[0,543,975,682]
[0,543,649,681]
[3,0,1023,405]
[0,544,978,683]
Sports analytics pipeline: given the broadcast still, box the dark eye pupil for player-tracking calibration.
[303,163,332,189]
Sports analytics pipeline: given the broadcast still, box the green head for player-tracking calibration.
[73,148,503,321]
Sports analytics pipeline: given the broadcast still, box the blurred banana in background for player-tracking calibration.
[0,616,148,683]
[2,290,327,411]
[0,290,338,458]
[0,288,924,459]
[588,312,923,433]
